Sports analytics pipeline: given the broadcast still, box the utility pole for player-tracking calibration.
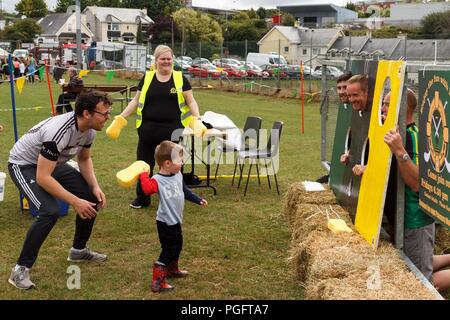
[76,0,82,70]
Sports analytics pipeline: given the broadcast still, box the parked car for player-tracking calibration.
[222,66,247,78]
[240,63,269,78]
[192,57,211,66]
[212,58,242,68]
[12,49,29,59]
[188,64,225,78]
[247,52,287,67]
[178,56,193,65]
[313,65,343,79]
[260,64,289,78]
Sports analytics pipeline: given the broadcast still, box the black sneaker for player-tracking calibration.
[129,198,150,209]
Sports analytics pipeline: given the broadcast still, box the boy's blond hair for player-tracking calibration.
[155,141,183,166]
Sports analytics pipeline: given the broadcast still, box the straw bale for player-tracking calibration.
[282,182,337,223]
[306,268,437,300]
[435,224,450,255]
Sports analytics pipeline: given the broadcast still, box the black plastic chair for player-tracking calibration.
[213,116,262,183]
[235,121,283,196]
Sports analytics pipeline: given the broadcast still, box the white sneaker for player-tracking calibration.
[8,266,36,290]
[67,247,107,263]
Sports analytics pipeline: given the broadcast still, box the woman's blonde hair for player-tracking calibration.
[153,45,173,69]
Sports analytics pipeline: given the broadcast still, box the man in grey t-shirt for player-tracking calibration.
[7,89,112,290]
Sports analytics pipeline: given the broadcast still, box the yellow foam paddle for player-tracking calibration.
[106,115,127,140]
[327,219,353,234]
[117,160,150,188]
[188,117,207,138]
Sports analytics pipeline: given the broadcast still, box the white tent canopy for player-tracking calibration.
[0,48,9,58]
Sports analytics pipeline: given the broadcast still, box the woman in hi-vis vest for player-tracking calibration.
[110,45,202,209]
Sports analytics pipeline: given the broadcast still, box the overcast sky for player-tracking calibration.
[2,0,347,13]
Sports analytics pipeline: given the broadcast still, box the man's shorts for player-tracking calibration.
[404,223,435,281]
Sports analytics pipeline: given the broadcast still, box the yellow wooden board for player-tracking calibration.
[354,60,406,249]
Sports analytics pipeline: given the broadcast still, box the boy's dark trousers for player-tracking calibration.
[156,221,183,265]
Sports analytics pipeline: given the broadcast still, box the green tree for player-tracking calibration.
[173,8,223,43]
[345,1,357,11]
[122,0,184,18]
[136,21,143,44]
[55,0,94,13]
[15,0,48,18]
[281,12,296,26]
[4,18,42,42]
[421,10,450,38]
[256,7,267,19]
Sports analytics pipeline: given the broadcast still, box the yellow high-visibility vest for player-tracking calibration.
[136,70,192,128]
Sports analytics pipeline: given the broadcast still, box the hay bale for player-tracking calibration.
[284,197,439,299]
[306,268,437,300]
[435,224,450,254]
[282,182,337,223]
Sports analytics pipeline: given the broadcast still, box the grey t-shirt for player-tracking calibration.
[8,112,95,166]
[153,172,185,225]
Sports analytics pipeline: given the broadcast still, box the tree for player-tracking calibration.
[256,7,267,19]
[345,1,357,12]
[3,18,42,42]
[55,0,94,13]
[147,15,180,44]
[136,21,143,44]
[122,0,184,19]
[15,0,48,18]
[421,10,450,38]
[173,8,223,44]
[281,12,296,26]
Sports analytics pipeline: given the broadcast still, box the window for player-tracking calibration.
[284,46,289,53]
[302,49,307,55]
[108,23,119,31]
[312,48,320,55]
[87,23,91,30]
[108,37,120,42]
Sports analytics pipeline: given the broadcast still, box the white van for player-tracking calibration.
[246,52,287,67]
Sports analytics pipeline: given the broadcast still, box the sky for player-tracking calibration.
[1,0,348,13]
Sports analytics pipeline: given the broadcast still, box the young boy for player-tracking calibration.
[139,140,208,293]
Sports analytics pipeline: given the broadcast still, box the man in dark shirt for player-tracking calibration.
[56,67,84,115]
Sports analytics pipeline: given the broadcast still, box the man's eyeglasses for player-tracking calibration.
[91,109,112,117]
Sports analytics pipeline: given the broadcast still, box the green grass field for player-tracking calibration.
[0,73,326,299]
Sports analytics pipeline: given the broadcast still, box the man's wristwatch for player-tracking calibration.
[399,153,410,162]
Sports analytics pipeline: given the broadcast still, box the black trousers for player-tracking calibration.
[56,93,76,114]
[8,163,99,268]
[156,221,183,266]
[135,122,183,204]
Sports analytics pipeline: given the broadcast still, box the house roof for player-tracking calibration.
[38,13,73,35]
[258,26,342,47]
[299,28,342,47]
[358,38,401,57]
[84,6,153,24]
[330,36,369,53]
[390,39,450,61]
[278,4,340,13]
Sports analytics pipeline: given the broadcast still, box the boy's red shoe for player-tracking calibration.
[151,262,174,293]
[167,260,189,278]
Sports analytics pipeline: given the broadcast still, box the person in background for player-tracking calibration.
[112,45,204,209]
[56,67,84,115]
[316,72,353,183]
[353,88,450,291]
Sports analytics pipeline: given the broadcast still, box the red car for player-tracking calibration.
[222,66,247,78]
[260,64,289,78]
[188,65,225,78]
